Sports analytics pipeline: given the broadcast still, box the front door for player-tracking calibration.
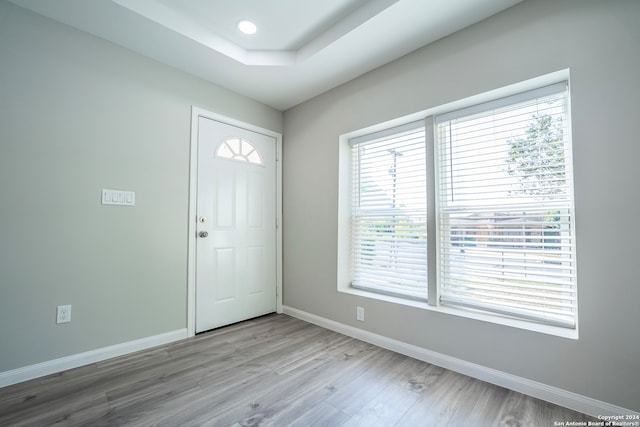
[195,117,277,333]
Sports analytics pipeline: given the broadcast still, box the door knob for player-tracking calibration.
[199,231,209,238]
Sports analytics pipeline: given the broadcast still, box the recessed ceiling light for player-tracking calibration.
[237,19,257,35]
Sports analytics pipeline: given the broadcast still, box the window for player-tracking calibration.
[341,75,577,333]
[349,122,428,300]
[216,137,263,165]
[435,82,576,328]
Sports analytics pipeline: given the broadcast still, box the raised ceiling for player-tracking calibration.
[9,0,523,110]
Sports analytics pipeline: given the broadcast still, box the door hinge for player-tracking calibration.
[276,217,279,229]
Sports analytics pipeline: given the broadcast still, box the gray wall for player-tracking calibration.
[0,1,282,372]
[283,0,640,412]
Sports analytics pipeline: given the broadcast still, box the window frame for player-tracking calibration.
[337,70,578,339]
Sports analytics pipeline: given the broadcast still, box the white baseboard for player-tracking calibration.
[0,328,188,388]
[283,306,638,419]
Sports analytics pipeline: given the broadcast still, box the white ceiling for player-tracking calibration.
[9,0,523,110]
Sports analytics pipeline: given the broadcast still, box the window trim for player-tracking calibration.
[337,69,578,339]
[434,81,568,124]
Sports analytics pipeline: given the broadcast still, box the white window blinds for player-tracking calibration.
[350,122,428,300]
[435,82,577,328]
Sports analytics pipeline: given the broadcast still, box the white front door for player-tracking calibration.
[195,117,277,333]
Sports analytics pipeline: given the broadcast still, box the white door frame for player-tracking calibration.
[187,106,283,337]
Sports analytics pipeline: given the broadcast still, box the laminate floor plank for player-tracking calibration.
[492,390,540,427]
[340,382,420,427]
[394,356,448,393]
[286,402,351,427]
[195,331,384,426]
[0,359,141,424]
[458,381,512,426]
[327,349,440,417]
[194,363,328,427]
[97,376,206,427]
[197,341,364,426]
[439,376,504,426]
[155,370,283,427]
[395,369,478,426]
[0,386,108,427]
[324,349,405,415]
[240,361,358,426]
[0,314,598,426]
[159,343,342,426]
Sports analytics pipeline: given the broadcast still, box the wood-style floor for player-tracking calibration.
[0,314,595,426]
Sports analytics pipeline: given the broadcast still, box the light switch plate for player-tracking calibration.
[102,189,135,206]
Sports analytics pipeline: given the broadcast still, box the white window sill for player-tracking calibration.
[338,286,578,340]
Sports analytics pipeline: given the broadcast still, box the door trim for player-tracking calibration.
[187,106,283,337]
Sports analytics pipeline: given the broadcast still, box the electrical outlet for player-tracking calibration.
[56,305,72,324]
[356,306,365,322]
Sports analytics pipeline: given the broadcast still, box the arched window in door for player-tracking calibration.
[215,137,263,165]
